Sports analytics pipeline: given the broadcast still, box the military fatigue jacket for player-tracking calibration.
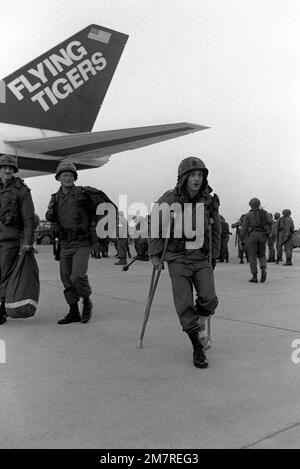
[149,186,221,263]
[0,177,35,246]
[277,216,294,242]
[46,186,95,247]
[240,209,273,241]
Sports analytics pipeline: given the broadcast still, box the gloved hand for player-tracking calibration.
[151,255,164,270]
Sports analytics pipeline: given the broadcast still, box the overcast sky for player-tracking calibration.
[1,0,299,226]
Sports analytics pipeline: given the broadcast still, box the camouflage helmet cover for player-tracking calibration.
[177,156,208,180]
[55,160,78,180]
[249,197,261,209]
[282,209,291,217]
[0,154,18,173]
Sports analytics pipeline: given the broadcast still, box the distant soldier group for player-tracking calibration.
[231,200,296,283]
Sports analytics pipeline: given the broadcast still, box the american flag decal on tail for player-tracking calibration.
[88,27,111,44]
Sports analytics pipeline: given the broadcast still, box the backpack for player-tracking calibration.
[256,209,272,236]
[50,186,117,220]
[81,186,117,217]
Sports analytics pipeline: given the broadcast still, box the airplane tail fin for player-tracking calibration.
[0,25,128,133]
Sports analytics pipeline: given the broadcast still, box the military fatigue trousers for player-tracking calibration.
[0,245,20,301]
[276,232,284,261]
[219,236,229,261]
[284,238,294,259]
[246,231,267,275]
[117,238,128,261]
[60,245,92,304]
[267,235,275,260]
[168,259,218,334]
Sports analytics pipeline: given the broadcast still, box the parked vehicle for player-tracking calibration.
[35,220,53,245]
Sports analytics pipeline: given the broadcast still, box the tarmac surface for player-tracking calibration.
[0,239,300,449]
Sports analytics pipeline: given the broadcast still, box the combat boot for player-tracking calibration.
[239,258,244,264]
[187,331,209,369]
[58,303,81,324]
[249,273,258,283]
[260,267,267,283]
[81,297,93,323]
[284,258,293,266]
[114,258,127,265]
[0,302,7,325]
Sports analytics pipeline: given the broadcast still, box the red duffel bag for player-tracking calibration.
[5,251,40,318]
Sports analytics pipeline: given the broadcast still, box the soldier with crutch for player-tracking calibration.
[148,157,221,369]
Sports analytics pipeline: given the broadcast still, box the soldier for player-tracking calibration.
[267,213,276,262]
[218,215,231,262]
[272,212,282,263]
[99,236,110,258]
[46,161,112,324]
[0,155,36,325]
[133,212,149,261]
[277,209,295,266]
[240,198,273,283]
[114,210,129,266]
[231,214,248,263]
[149,157,221,369]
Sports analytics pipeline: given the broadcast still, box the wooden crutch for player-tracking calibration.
[138,224,171,348]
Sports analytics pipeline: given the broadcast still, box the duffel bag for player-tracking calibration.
[5,251,40,318]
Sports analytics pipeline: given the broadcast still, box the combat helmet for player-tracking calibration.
[274,212,281,220]
[282,209,291,217]
[0,154,18,173]
[177,156,208,180]
[249,197,261,209]
[55,160,78,181]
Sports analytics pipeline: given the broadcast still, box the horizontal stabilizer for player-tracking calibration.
[8,122,208,159]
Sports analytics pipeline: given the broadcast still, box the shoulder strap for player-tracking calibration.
[209,193,220,219]
[13,177,24,189]
[259,209,267,225]
[258,209,272,234]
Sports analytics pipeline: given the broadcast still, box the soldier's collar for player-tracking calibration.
[0,176,15,188]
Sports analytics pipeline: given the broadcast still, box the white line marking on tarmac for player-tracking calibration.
[241,421,300,449]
